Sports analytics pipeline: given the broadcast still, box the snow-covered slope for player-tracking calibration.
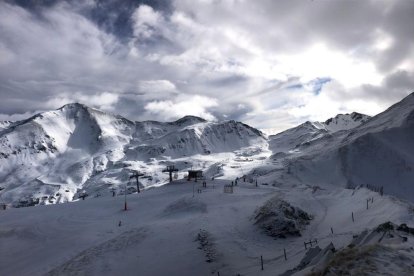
[270,93,414,202]
[323,112,370,132]
[0,120,12,131]
[0,178,412,276]
[269,112,370,154]
[269,121,328,154]
[2,95,414,276]
[0,104,266,206]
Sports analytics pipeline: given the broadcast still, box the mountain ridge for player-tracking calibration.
[271,92,414,202]
[1,93,414,206]
[0,103,266,206]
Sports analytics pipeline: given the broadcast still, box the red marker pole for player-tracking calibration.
[124,182,128,211]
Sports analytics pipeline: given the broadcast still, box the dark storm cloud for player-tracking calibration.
[86,0,173,41]
[5,0,60,10]
[208,75,248,88]
[0,0,413,130]
[6,0,173,40]
[360,70,414,103]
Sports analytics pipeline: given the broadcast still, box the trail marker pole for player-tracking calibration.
[331,227,334,234]
[284,248,287,260]
[352,212,354,222]
[261,255,264,270]
[124,181,127,211]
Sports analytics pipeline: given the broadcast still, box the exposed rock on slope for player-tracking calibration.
[253,196,313,238]
[289,222,414,276]
[323,112,370,133]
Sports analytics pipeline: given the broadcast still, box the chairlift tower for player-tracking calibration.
[162,165,179,182]
[130,171,144,193]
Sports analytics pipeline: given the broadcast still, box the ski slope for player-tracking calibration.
[1,177,413,276]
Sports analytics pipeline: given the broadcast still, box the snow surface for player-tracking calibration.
[1,178,412,276]
[0,120,12,131]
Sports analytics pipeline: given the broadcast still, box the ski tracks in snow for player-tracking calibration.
[45,227,147,276]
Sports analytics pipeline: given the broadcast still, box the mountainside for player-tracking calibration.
[268,112,370,155]
[1,93,414,206]
[323,112,370,132]
[2,95,414,276]
[267,93,414,202]
[0,104,266,206]
[0,120,12,131]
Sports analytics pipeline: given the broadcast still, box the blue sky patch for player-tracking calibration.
[308,77,332,94]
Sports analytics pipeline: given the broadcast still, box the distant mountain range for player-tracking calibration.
[1,92,414,206]
[0,103,265,206]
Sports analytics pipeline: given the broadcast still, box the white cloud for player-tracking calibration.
[0,0,413,131]
[276,44,382,88]
[45,92,119,112]
[139,80,177,94]
[287,81,388,123]
[144,95,218,121]
[0,111,39,122]
[132,5,163,39]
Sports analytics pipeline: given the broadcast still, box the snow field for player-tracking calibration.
[1,177,412,276]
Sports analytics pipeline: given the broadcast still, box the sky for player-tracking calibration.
[0,0,413,132]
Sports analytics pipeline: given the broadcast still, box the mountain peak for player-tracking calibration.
[324,112,369,125]
[58,102,90,111]
[323,112,370,133]
[172,115,207,126]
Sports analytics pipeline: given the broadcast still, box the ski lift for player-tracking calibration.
[79,190,88,200]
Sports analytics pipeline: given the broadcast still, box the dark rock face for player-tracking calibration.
[195,229,218,263]
[253,197,313,238]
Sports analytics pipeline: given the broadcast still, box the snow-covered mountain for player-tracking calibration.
[323,112,370,132]
[2,93,414,207]
[267,93,414,202]
[2,95,414,276]
[269,112,370,154]
[0,103,266,206]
